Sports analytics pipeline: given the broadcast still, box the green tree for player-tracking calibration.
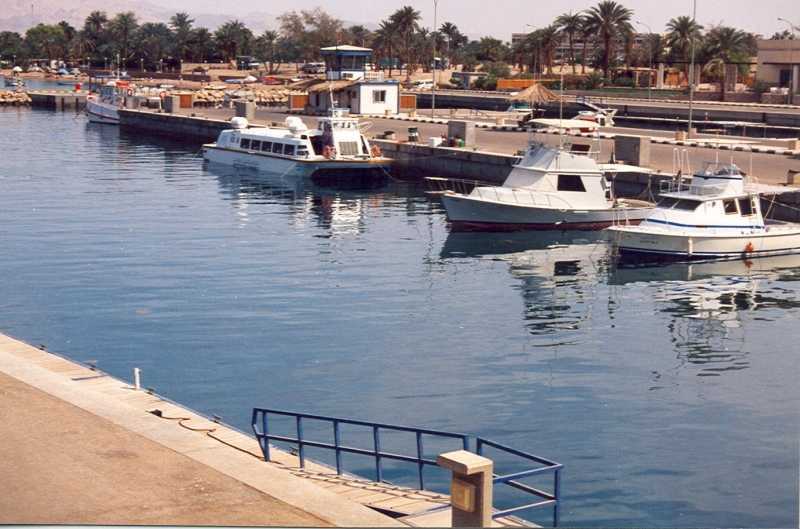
[24,24,66,60]
[214,20,253,61]
[108,12,139,67]
[389,6,421,79]
[136,23,172,69]
[702,25,756,97]
[254,30,282,73]
[665,15,703,65]
[476,37,509,63]
[583,0,633,75]
[188,28,215,62]
[373,19,398,77]
[439,22,467,66]
[170,12,194,61]
[555,11,583,74]
[346,25,372,48]
[0,31,25,62]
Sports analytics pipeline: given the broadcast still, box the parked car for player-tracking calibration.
[412,80,434,90]
[301,62,325,74]
[261,76,284,85]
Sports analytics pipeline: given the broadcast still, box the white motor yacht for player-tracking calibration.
[434,142,654,231]
[608,162,800,260]
[202,109,391,182]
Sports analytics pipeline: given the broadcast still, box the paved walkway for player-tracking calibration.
[0,332,402,527]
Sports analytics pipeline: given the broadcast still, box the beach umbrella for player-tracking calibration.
[509,83,559,105]
[12,66,22,73]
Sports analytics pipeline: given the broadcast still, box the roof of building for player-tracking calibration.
[307,80,358,93]
[320,45,372,53]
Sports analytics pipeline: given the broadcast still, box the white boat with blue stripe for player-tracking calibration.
[608,162,800,260]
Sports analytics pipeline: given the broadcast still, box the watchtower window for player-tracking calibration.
[557,174,586,192]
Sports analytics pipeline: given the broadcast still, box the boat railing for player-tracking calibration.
[425,176,574,210]
[424,176,482,196]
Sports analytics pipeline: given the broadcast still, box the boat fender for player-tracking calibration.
[370,145,382,158]
[744,242,754,254]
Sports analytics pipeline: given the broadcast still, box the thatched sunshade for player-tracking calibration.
[508,83,559,104]
[306,80,358,93]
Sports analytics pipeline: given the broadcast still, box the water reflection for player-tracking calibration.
[611,255,800,376]
[441,231,610,340]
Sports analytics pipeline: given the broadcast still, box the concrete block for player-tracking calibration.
[448,120,477,148]
[234,100,256,121]
[614,135,651,166]
[164,95,180,113]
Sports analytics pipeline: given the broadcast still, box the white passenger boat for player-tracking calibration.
[202,109,391,183]
[86,80,132,124]
[433,142,654,231]
[608,162,800,260]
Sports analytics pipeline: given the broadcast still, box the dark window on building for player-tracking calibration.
[738,197,754,216]
[240,139,251,150]
[557,174,586,192]
[723,199,738,215]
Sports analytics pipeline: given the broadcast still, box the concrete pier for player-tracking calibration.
[27,90,87,110]
[0,332,402,526]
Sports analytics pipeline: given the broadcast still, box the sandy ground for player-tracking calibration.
[0,370,330,526]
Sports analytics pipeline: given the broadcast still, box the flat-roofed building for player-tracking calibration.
[757,39,800,101]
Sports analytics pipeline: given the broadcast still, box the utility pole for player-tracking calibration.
[431,0,439,117]
[687,0,697,139]
[637,20,654,100]
[778,18,798,105]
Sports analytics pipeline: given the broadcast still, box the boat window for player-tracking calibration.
[657,197,679,209]
[723,199,738,215]
[338,141,360,156]
[261,141,272,152]
[296,148,308,157]
[283,144,295,156]
[738,197,754,216]
[240,139,251,150]
[556,174,586,192]
[673,199,700,211]
[250,140,261,151]
[271,143,283,153]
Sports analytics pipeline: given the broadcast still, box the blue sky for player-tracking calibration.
[165,0,798,39]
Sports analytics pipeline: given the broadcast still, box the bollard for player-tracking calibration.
[437,450,494,527]
[133,368,141,390]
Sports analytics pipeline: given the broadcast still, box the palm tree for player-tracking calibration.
[169,12,194,61]
[108,12,139,67]
[373,19,397,77]
[555,11,583,74]
[188,27,215,62]
[583,0,633,76]
[389,6,421,79]
[255,30,280,73]
[579,16,594,74]
[347,25,372,47]
[214,20,253,62]
[81,10,108,59]
[136,22,172,70]
[703,25,756,97]
[665,15,703,83]
[538,25,560,75]
[439,22,467,66]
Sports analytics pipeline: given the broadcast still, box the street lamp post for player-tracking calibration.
[687,0,697,139]
[431,0,439,118]
[778,18,798,105]
[637,20,654,100]
[104,57,108,71]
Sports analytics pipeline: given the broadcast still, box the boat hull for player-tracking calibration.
[441,193,650,231]
[86,99,120,125]
[202,145,391,186]
[610,224,800,260]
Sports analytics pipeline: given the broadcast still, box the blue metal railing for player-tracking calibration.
[477,437,563,527]
[252,408,469,490]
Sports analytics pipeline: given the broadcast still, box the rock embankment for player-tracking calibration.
[0,90,31,105]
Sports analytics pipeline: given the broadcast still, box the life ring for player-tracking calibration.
[322,145,333,159]
[744,242,754,254]
[370,145,382,158]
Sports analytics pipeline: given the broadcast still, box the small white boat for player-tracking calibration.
[608,162,800,260]
[433,142,654,231]
[86,80,133,124]
[202,108,391,183]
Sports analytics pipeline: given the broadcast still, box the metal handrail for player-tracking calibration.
[477,437,563,527]
[252,408,469,490]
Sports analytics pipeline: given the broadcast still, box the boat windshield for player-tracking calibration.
[657,197,701,211]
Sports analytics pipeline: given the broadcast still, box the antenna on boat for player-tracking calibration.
[559,65,565,151]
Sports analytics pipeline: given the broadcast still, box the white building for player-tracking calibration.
[757,39,800,102]
[306,45,400,115]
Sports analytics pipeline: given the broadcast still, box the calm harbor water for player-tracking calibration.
[0,107,797,527]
